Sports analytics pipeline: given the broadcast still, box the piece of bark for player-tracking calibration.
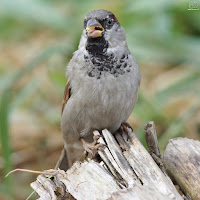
[31,129,183,200]
[164,137,200,200]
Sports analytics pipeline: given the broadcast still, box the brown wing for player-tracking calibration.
[61,80,71,115]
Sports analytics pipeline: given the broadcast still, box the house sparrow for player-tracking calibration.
[56,9,141,171]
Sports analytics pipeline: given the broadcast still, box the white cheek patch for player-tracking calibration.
[104,25,126,49]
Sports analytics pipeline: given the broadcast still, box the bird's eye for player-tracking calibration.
[106,18,113,26]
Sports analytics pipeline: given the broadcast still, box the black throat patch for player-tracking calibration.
[86,36,108,56]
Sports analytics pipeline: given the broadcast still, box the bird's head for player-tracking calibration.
[79,10,127,55]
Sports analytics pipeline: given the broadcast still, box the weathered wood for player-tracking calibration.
[31,128,183,200]
[164,137,200,200]
[95,129,139,187]
[145,121,161,158]
[108,186,177,200]
[120,126,181,199]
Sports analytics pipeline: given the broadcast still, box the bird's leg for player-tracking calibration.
[80,135,103,158]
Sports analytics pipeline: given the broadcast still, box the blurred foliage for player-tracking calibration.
[0,0,200,199]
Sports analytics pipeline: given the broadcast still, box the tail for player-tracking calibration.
[55,142,85,171]
[55,148,69,171]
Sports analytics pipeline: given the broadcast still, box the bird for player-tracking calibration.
[56,9,141,171]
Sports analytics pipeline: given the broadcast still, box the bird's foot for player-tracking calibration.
[121,122,133,133]
[114,122,133,150]
[81,136,104,158]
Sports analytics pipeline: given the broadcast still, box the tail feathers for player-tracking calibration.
[55,141,85,171]
[55,148,69,171]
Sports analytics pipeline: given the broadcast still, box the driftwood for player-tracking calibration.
[164,138,200,200]
[31,122,183,200]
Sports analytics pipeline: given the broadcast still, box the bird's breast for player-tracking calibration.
[64,51,140,139]
[71,64,139,130]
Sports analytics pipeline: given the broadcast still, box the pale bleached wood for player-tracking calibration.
[61,161,120,200]
[93,130,130,187]
[117,127,182,200]
[101,129,139,187]
[31,128,183,200]
[164,137,200,200]
[31,181,52,200]
[108,185,176,200]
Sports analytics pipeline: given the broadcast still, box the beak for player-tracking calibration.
[86,19,104,38]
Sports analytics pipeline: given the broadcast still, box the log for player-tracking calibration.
[164,137,200,200]
[31,126,183,200]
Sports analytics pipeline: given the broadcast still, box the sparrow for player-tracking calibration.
[56,9,141,171]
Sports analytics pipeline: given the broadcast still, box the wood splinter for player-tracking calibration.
[144,121,164,173]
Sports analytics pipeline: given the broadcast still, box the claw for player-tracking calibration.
[117,122,133,143]
[81,135,104,158]
[121,122,133,132]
